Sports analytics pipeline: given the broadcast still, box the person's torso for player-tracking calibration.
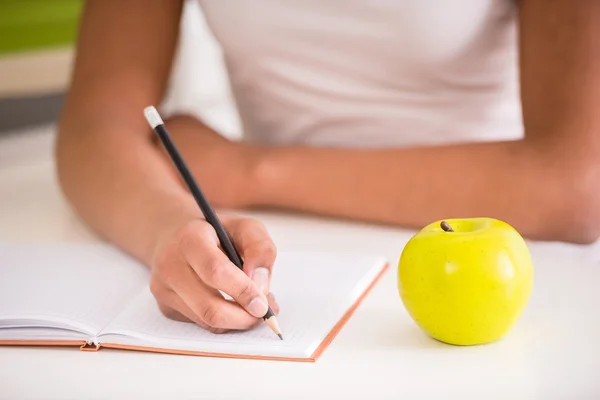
[198,0,522,148]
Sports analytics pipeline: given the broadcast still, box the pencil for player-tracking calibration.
[143,105,283,340]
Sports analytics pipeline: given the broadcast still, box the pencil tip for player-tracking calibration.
[277,333,283,340]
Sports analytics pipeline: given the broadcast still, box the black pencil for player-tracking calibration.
[143,105,282,340]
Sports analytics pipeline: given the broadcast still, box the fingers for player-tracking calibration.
[152,272,260,332]
[223,216,277,294]
[151,218,280,334]
[179,269,262,329]
[180,228,271,319]
[157,298,229,334]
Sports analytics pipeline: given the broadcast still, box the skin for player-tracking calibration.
[56,0,278,333]
[171,0,600,244]
[57,0,600,331]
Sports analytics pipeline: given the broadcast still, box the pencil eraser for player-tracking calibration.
[143,106,163,129]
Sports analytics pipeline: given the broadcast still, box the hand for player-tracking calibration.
[150,214,279,333]
[160,115,262,209]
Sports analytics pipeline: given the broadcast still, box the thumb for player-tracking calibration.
[240,242,276,295]
[223,217,277,294]
[250,266,270,295]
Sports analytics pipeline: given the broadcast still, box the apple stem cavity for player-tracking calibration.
[441,221,454,232]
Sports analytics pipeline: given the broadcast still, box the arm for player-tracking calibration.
[56,0,278,331]
[56,0,190,263]
[246,0,600,244]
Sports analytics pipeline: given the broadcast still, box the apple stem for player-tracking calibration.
[440,221,454,232]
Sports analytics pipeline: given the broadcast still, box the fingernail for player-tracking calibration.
[252,267,270,294]
[247,297,268,318]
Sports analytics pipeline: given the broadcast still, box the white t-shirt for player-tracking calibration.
[197,0,523,148]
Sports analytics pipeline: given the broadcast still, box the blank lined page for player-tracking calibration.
[101,251,387,359]
[0,243,148,335]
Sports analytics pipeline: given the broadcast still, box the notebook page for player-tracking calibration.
[100,251,387,359]
[0,243,148,336]
[0,326,90,342]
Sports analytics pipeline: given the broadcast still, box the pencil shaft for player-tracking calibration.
[153,124,244,268]
[148,115,279,331]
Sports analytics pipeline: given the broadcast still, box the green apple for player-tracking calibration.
[398,218,534,345]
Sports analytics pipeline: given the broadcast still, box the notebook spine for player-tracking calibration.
[80,337,101,351]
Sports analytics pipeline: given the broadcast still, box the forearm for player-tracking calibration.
[254,139,582,241]
[56,125,201,266]
[54,0,191,264]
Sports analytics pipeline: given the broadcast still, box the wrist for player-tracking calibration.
[148,193,204,265]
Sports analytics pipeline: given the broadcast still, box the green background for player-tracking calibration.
[0,0,84,55]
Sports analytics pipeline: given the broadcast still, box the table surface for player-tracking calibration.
[1,127,599,399]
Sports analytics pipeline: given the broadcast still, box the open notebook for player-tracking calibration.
[0,243,388,362]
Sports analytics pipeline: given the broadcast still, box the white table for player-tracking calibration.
[1,127,599,399]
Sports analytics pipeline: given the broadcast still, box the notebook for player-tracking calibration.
[0,243,388,362]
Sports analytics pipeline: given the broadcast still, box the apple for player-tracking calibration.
[397,218,534,345]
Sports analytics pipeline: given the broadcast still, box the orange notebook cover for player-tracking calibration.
[0,243,389,362]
